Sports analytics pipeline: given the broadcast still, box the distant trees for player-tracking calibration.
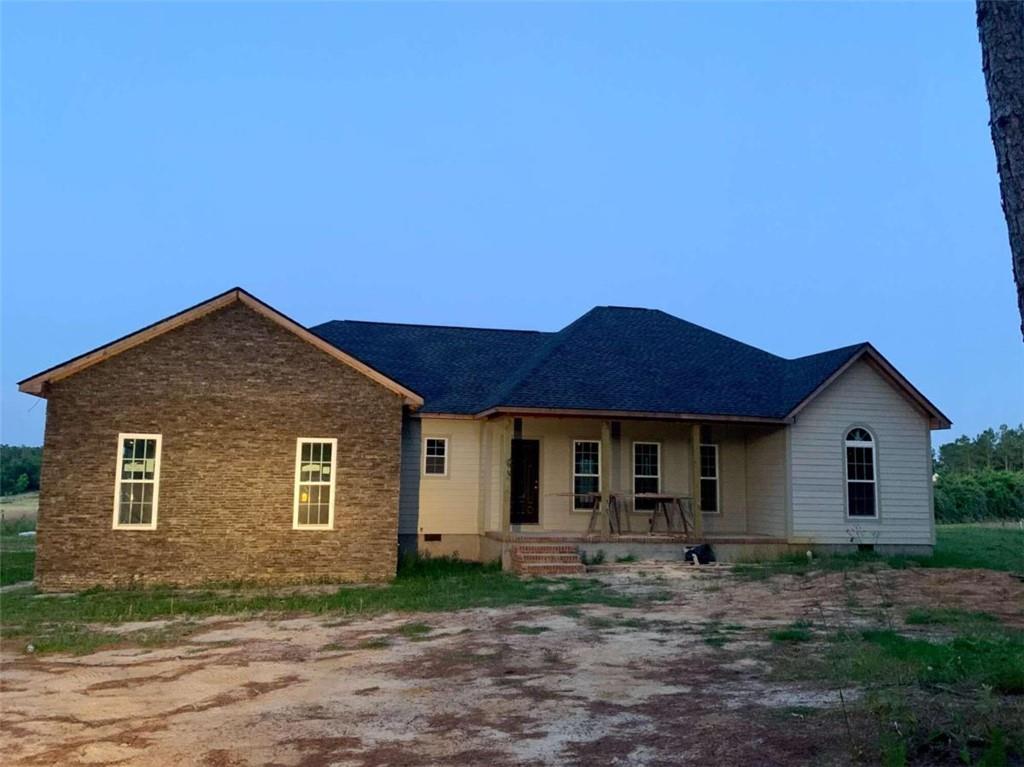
[934,424,1024,473]
[933,425,1024,522]
[0,446,42,496]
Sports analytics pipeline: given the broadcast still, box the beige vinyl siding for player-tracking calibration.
[744,426,788,537]
[519,417,603,531]
[700,424,749,534]
[789,359,933,545]
[417,418,483,535]
[480,418,510,532]
[620,420,693,520]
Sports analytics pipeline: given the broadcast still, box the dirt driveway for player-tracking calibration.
[2,565,1021,766]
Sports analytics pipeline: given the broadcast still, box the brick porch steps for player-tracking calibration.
[509,542,586,576]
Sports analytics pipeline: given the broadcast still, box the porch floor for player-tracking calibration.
[485,530,788,545]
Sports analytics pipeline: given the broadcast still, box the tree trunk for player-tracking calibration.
[977,1,1024,341]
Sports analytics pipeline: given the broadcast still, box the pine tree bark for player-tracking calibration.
[977,1,1024,340]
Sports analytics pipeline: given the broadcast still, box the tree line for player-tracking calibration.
[932,425,1024,523]
[0,445,42,496]
[934,424,1024,474]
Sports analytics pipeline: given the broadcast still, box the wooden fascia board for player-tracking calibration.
[17,289,240,396]
[18,288,424,409]
[474,406,792,425]
[785,345,951,430]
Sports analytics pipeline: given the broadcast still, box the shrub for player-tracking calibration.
[933,470,1024,523]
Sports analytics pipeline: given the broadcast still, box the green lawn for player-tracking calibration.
[0,532,36,586]
[734,523,1023,579]
[0,555,638,654]
[1,523,1019,654]
[906,523,1023,572]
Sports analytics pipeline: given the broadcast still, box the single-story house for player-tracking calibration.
[20,288,950,589]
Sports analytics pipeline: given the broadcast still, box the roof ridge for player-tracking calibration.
[478,307,603,408]
[644,308,787,362]
[786,341,868,362]
[313,318,549,335]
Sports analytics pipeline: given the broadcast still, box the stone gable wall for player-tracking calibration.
[35,302,403,590]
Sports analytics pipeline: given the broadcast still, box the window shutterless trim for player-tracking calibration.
[423,436,449,477]
[632,441,661,512]
[843,426,879,520]
[293,438,338,530]
[112,433,162,530]
[572,439,601,512]
[699,443,721,514]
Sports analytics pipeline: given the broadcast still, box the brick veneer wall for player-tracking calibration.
[35,302,404,591]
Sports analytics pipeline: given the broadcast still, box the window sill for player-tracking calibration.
[112,524,158,531]
[293,525,335,531]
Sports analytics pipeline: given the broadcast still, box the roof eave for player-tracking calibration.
[785,344,951,431]
[474,405,793,425]
[17,288,425,409]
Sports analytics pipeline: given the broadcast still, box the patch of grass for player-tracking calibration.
[581,550,606,566]
[1,523,37,585]
[1,548,35,586]
[511,625,550,635]
[394,621,432,638]
[891,525,1024,573]
[615,554,637,563]
[24,621,201,656]
[733,525,1023,581]
[771,624,813,643]
[0,555,636,654]
[904,608,998,627]
[585,616,617,630]
[829,628,1024,695]
[357,637,391,650]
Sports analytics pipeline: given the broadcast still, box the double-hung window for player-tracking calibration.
[699,442,719,513]
[845,428,877,518]
[573,440,601,510]
[294,438,337,529]
[113,434,162,529]
[633,442,661,511]
[424,437,448,476]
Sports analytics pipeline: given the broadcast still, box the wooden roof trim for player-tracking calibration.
[474,406,792,425]
[785,344,951,430]
[18,288,425,408]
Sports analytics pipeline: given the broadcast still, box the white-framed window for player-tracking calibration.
[423,437,448,476]
[845,427,877,518]
[633,442,661,511]
[573,440,601,510]
[293,438,337,530]
[112,433,162,530]
[699,443,719,513]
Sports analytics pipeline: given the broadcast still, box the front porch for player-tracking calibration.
[481,530,795,575]
[478,413,791,541]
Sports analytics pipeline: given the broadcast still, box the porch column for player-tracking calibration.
[600,421,614,498]
[690,423,704,539]
[500,416,513,532]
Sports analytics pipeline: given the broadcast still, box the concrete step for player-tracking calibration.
[516,562,587,577]
[512,553,584,564]
[510,544,580,555]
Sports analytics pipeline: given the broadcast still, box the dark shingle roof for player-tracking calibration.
[310,320,551,413]
[311,308,866,419]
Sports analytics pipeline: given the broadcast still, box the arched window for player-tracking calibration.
[845,428,877,518]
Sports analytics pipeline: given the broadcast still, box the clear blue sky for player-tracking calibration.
[2,2,1021,447]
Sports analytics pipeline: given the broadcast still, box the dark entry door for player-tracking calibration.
[510,439,540,525]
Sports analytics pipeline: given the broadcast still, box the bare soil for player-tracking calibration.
[2,565,1021,766]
